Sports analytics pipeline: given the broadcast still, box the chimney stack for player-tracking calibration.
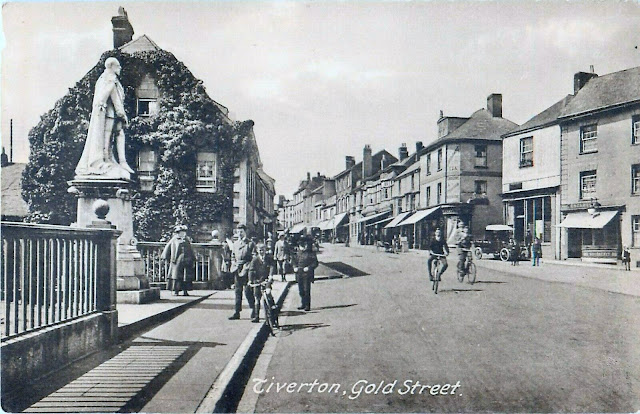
[1,147,9,167]
[362,145,373,178]
[415,141,423,154]
[112,7,134,49]
[307,172,311,181]
[346,156,355,170]
[574,71,598,94]
[398,143,408,161]
[487,94,502,118]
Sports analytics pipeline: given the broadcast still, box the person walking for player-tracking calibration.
[247,243,270,323]
[162,225,195,296]
[293,236,318,311]
[220,231,234,289]
[228,224,257,320]
[622,246,631,271]
[274,232,289,282]
[509,237,520,266]
[531,236,542,266]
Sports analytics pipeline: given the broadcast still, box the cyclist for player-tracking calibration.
[427,228,449,282]
[456,225,473,274]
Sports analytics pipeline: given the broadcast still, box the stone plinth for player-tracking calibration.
[68,179,160,304]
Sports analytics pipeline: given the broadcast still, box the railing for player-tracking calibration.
[138,241,221,286]
[1,222,119,340]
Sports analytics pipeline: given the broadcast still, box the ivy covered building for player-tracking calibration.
[22,8,276,242]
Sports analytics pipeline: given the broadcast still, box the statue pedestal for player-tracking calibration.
[69,179,160,304]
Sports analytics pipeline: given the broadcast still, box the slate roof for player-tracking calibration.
[441,109,518,141]
[505,95,574,137]
[1,163,28,219]
[560,66,640,118]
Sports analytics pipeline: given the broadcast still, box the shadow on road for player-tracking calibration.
[438,288,484,293]
[279,310,308,317]
[191,302,237,311]
[278,323,330,334]
[314,303,357,311]
[322,262,369,277]
[474,280,507,284]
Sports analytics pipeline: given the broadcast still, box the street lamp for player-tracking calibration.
[587,198,601,216]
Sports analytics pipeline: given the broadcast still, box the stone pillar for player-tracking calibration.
[68,179,160,304]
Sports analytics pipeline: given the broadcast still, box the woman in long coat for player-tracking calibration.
[162,225,195,296]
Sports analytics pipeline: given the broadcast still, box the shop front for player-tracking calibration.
[559,210,621,264]
[396,207,442,249]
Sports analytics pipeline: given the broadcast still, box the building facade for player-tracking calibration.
[557,67,640,266]
[502,94,574,259]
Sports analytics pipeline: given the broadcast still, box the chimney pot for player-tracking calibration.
[398,143,409,161]
[487,94,502,118]
[111,7,134,49]
[415,141,423,154]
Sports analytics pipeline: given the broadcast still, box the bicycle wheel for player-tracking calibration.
[457,266,464,283]
[467,262,477,284]
[263,298,275,336]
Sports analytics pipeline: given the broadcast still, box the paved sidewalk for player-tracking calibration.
[21,280,291,413]
[345,243,640,297]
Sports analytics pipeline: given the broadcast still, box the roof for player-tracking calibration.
[1,163,28,219]
[441,109,518,141]
[119,35,161,53]
[256,169,275,194]
[560,66,640,118]
[505,95,574,137]
[395,159,420,179]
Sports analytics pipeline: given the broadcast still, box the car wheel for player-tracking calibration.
[473,247,483,260]
[499,248,510,262]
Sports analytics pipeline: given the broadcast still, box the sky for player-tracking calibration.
[2,1,640,198]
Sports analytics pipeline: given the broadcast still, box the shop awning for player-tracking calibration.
[384,211,412,229]
[366,217,393,227]
[319,219,334,231]
[289,223,306,234]
[333,213,349,228]
[557,211,618,229]
[356,211,390,224]
[397,207,440,226]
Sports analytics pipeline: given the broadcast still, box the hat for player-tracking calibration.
[278,232,285,238]
[298,236,310,245]
[174,225,187,233]
[237,224,247,230]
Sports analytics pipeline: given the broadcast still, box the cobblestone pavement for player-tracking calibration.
[247,244,640,413]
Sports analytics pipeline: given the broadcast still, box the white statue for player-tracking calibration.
[75,57,134,179]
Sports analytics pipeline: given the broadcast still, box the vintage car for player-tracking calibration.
[473,224,529,261]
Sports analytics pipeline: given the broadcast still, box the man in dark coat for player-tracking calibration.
[229,224,257,320]
[162,225,195,296]
[293,236,318,311]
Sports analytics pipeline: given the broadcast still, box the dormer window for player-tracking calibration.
[137,148,157,192]
[196,152,217,192]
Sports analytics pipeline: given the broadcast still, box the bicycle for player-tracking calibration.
[430,253,447,294]
[248,279,280,335]
[457,248,477,284]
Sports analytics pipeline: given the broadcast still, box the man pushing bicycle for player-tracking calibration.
[428,228,449,282]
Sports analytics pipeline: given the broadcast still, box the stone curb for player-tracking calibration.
[195,281,293,413]
[118,293,214,342]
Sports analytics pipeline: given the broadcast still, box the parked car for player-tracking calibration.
[473,224,529,261]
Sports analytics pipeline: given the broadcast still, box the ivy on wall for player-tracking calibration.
[22,49,253,241]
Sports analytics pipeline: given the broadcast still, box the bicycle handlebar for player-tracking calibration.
[460,248,472,252]
[430,253,447,257]
[248,280,272,288]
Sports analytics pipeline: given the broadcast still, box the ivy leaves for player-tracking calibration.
[23,48,253,241]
